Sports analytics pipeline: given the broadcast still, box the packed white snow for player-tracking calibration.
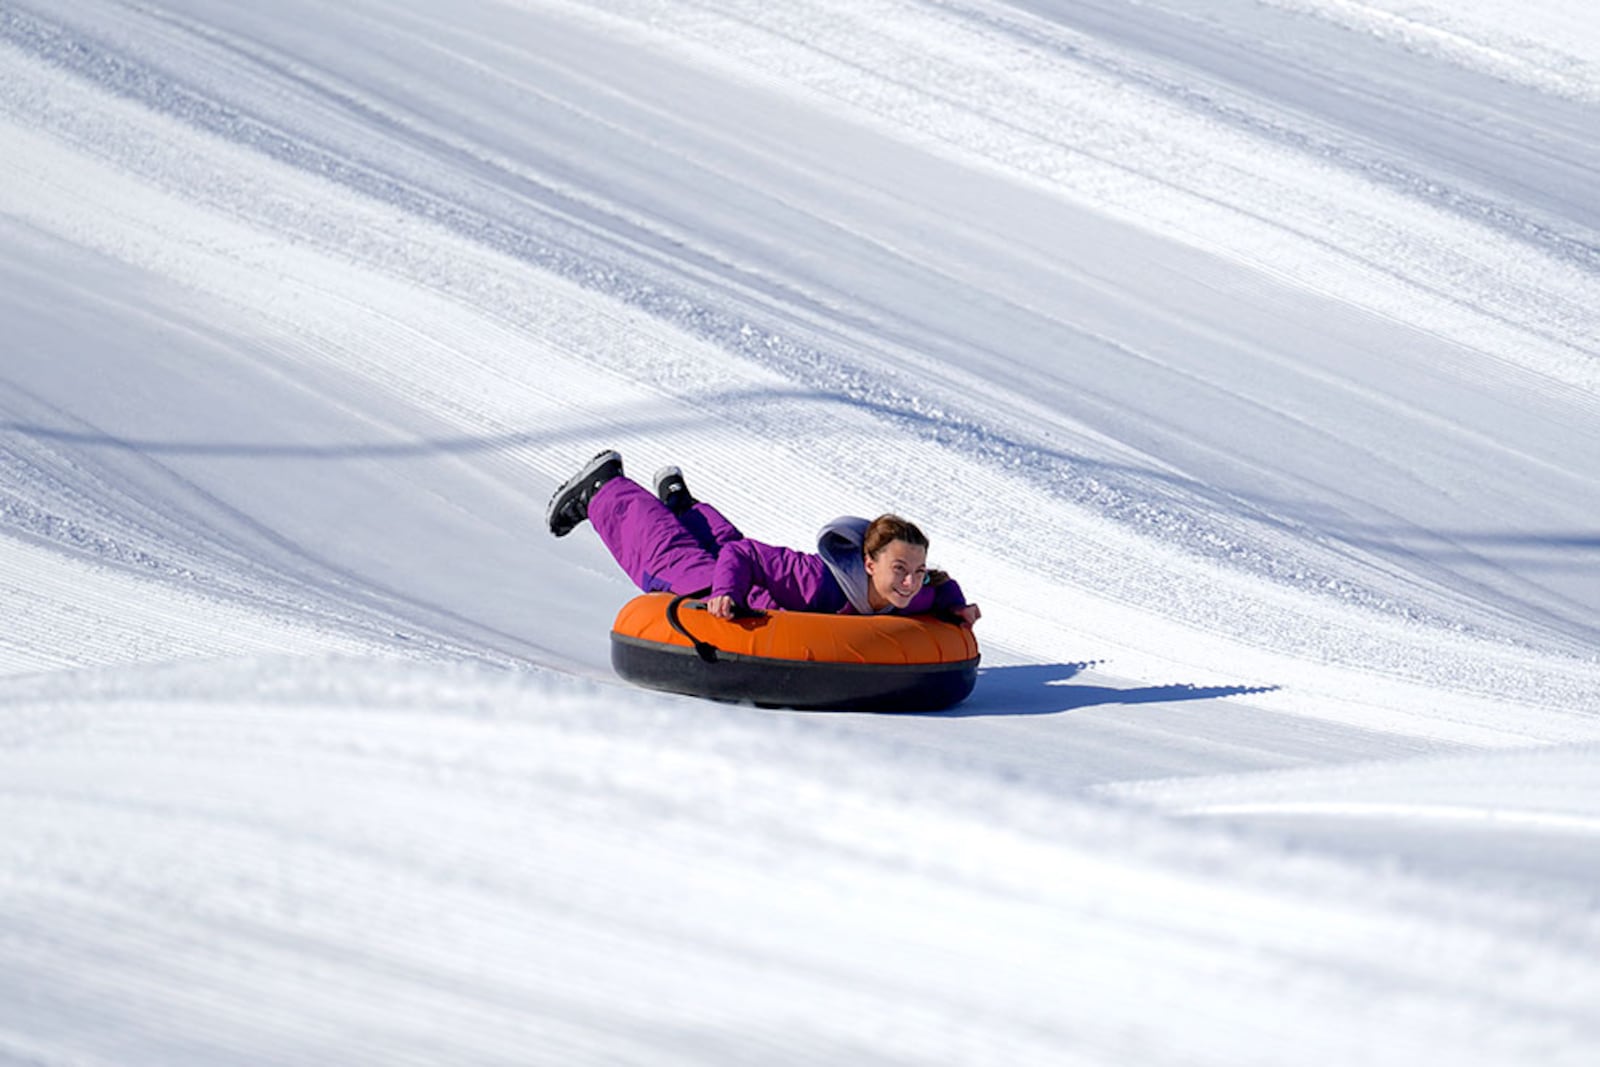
[2,0,1598,1063]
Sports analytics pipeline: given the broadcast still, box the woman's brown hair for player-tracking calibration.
[863,514,950,586]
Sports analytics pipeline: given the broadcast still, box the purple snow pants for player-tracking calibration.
[587,476,744,594]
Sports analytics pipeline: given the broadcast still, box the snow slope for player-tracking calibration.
[2,0,1598,1062]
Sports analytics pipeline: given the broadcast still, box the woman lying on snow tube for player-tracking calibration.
[545,450,982,711]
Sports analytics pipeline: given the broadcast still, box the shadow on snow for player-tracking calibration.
[931,663,1280,717]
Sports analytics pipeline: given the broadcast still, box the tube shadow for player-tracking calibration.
[934,663,1280,717]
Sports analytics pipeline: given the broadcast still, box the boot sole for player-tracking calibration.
[546,450,622,536]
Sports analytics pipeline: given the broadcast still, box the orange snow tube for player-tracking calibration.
[610,592,980,711]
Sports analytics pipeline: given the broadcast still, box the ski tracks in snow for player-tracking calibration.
[2,0,1598,721]
[567,0,1600,391]
[3,1,1600,1062]
[4,658,1600,1066]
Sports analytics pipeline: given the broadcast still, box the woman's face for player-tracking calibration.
[865,540,928,610]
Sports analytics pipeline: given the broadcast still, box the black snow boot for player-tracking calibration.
[546,450,623,537]
[653,465,694,514]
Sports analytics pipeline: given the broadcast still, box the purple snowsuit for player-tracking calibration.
[587,476,967,615]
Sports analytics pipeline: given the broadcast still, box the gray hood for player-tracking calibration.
[815,515,880,614]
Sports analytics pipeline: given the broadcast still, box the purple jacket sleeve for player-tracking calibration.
[900,578,967,616]
[710,540,829,611]
[714,541,967,616]
[710,540,762,604]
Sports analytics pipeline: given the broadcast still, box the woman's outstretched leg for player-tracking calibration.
[587,476,719,594]
[679,502,742,554]
[652,465,743,553]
